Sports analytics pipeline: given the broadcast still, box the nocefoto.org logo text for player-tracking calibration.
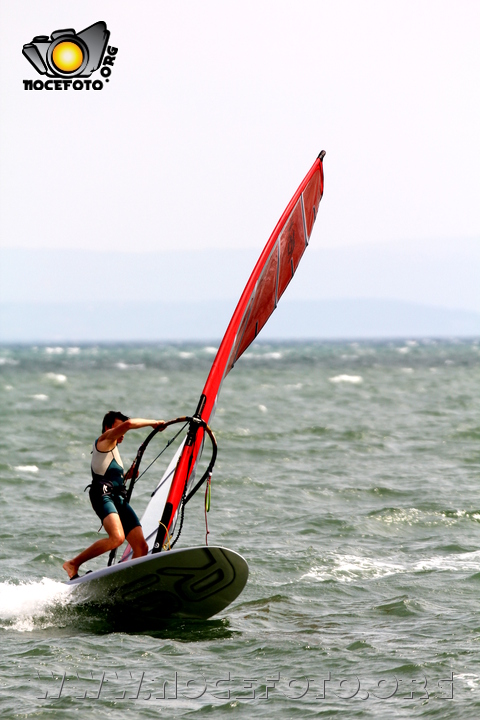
[22,21,117,90]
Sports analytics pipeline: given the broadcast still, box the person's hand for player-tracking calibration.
[152,420,166,431]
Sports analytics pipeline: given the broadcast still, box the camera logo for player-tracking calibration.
[22,21,117,91]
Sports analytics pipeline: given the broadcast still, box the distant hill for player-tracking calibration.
[1,243,478,341]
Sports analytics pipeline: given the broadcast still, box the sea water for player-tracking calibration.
[0,339,480,718]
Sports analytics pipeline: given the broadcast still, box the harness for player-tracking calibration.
[85,443,127,499]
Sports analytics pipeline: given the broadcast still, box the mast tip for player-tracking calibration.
[318,150,326,161]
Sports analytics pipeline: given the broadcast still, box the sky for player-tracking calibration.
[0,0,479,340]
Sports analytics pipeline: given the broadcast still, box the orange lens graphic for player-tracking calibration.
[52,41,84,72]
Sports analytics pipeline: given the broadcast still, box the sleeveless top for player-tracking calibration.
[91,440,125,492]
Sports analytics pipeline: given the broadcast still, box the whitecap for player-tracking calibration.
[179,352,193,358]
[0,578,72,632]
[32,394,48,401]
[244,351,282,360]
[45,347,64,355]
[0,357,19,366]
[304,548,480,585]
[203,346,218,354]
[4,385,14,391]
[413,549,480,574]
[115,362,145,370]
[15,465,39,473]
[401,368,414,373]
[258,404,267,413]
[45,372,67,384]
[397,347,410,354]
[303,554,405,583]
[329,375,363,384]
[66,347,81,355]
[236,427,251,436]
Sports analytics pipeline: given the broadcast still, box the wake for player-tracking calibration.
[0,578,72,632]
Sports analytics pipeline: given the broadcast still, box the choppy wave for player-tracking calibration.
[45,372,67,383]
[303,554,405,583]
[115,362,145,370]
[244,351,283,360]
[329,374,363,383]
[371,507,480,527]
[303,548,480,584]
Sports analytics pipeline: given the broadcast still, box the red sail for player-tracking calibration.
[157,153,325,545]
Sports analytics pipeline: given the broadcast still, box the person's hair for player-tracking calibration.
[102,411,129,433]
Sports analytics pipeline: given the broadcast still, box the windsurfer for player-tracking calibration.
[63,411,166,579]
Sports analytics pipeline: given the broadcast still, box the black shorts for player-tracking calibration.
[89,485,141,538]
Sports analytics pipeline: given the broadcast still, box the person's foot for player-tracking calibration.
[63,560,79,579]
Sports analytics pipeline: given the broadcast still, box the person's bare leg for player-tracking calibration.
[126,526,149,558]
[63,513,125,579]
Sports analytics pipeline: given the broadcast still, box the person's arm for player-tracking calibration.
[97,418,165,451]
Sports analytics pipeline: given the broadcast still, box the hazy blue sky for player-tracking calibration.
[0,1,479,342]
[1,0,478,254]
